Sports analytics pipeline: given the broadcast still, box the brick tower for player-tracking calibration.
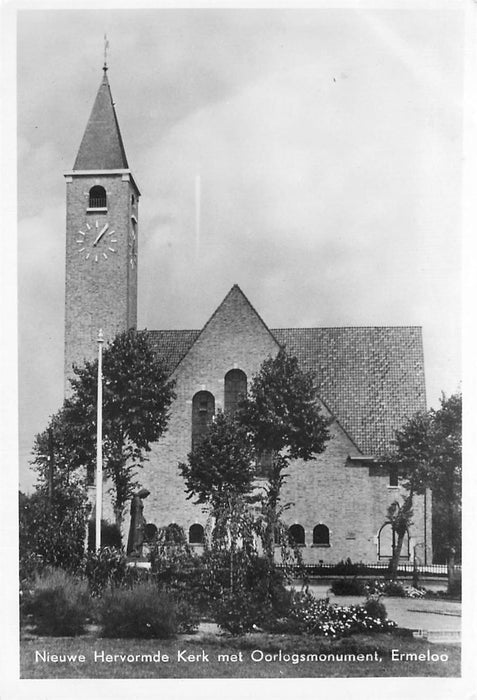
[64,64,140,387]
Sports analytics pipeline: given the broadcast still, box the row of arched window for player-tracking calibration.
[158,522,410,559]
[184,523,331,546]
[288,524,330,547]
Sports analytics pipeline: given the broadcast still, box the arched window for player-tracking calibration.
[192,391,215,449]
[189,523,205,544]
[288,524,305,546]
[224,369,247,415]
[164,523,184,545]
[377,522,410,560]
[89,185,107,209]
[313,524,330,546]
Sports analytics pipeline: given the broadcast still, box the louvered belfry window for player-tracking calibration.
[89,185,107,209]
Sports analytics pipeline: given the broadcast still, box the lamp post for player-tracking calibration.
[95,328,104,551]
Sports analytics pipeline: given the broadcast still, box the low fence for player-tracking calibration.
[280,562,461,578]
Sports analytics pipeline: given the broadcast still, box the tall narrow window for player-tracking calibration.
[313,524,330,546]
[224,369,247,415]
[192,391,215,449]
[89,185,107,209]
[389,466,399,487]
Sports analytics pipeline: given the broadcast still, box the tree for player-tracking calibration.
[238,348,331,561]
[179,411,257,589]
[19,480,89,576]
[179,411,256,513]
[386,392,461,589]
[385,496,414,580]
[32,330,176,535]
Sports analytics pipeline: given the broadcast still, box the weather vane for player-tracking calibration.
[103,34,109,71]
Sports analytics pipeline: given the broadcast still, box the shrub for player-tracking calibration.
[19,485,89,574]
[289,591,396,638]
[213,589,267,635]
[24,568,90,636]
[332,559,370,576]
[330,577,366,596]
[367,579,410,597]
[98,583,178,638]
[174,597,201,634]
[81,547,129,596]
[243,555,293,616]
[382,580,406,597]
[210,555,293,634]
[364,596,387,621]
[149,531,210,613]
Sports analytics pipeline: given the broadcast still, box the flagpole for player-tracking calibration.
[95,328,104,551]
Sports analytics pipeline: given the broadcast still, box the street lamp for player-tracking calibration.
[95,329,104,551]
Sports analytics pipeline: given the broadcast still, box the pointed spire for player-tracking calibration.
[73,67,129,170]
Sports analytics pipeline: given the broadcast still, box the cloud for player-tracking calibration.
[17,8,463,489]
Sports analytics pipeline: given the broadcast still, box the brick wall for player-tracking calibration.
[64,173,137,387]
[115,286,430,564]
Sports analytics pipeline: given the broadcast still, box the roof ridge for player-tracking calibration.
[272,326,423,331]
[172,285,282,369]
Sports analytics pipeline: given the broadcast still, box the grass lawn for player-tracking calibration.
[20,632,460,679]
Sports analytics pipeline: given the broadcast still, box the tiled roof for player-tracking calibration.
[73,71,129,170]
[144,325,426,455]
[147,330,200,373]
[272,327,426,455]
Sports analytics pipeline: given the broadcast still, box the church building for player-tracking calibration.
[64,66,432,565]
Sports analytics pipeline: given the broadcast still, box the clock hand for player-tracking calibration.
[93,224,109,246]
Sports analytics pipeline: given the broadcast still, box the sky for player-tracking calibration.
[15,6,464,492]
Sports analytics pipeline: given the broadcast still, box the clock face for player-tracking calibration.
[76,219,118,262]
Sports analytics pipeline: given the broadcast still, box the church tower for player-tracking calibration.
[64,64,140,386]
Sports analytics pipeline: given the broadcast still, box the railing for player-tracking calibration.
[280,562,461,577]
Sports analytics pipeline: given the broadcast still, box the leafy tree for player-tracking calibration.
[238,348,331,560]
[179,411,257,589]
[32,330,176,535]
[179,410,256,513]
[385,392,461,588]
[19,481,89,576]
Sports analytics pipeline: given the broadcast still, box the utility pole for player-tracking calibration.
[95,329,104,551]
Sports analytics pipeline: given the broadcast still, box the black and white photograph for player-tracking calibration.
[2,1,473,695]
